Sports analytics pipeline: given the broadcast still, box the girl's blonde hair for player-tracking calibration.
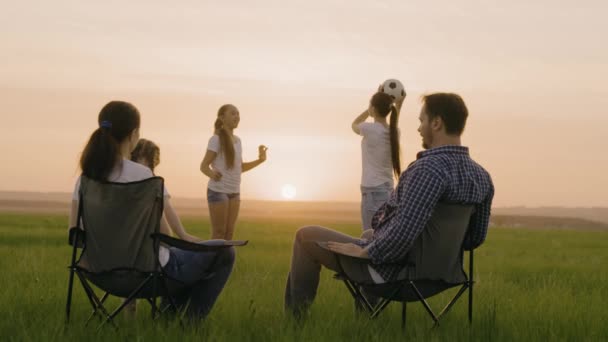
[131,138,160,172]
[214,104,236,169]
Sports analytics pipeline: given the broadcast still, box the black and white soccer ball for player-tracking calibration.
[381,79,406,101]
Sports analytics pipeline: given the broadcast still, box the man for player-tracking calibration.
[284,93,494,316]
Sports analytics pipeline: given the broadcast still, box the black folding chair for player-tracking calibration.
[65,176,247,330]
[323,203,476,330]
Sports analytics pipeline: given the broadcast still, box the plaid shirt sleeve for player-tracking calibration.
[463,178,494,250]
[370,202,387,230]
[366,161,446,264]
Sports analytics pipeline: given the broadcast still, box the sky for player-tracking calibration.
[0,0,607,206]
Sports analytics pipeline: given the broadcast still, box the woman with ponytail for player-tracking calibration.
[68,101,236,320]
[351,89,404,231]
[200,104,268,240]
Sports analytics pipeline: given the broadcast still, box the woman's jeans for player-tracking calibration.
[360,182,392,230]
[162,246,235,319]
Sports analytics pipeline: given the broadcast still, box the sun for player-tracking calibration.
[281,184,297,200]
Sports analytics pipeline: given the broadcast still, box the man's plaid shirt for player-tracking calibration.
[357,145,494,281]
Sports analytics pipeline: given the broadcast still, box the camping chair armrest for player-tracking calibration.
[68,227,85,248]
[316,241,414,268]
[316,241,371,262]
[151,233,248,252]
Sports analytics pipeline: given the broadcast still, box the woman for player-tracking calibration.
[68,101,234,319]
[200,104,268,240]
[351,91,404,231]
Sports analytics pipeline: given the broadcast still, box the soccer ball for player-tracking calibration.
[381,79,406,101]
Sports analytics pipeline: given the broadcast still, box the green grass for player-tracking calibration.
[0,212,606,341]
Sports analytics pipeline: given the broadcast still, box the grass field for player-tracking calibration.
[0,212,606,341]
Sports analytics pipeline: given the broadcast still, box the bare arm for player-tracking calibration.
[351,109,369,135]
[162,197,202,242]
[68,200,78,230]
[242,159,263,172]
[242,145,267,172]
[200,150,222,181]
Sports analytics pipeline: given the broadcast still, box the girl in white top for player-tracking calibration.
[351,90,404,230]
[200,104,268,240]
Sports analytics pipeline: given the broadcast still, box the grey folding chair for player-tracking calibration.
[65,176,247,330]
[322,202,476,330]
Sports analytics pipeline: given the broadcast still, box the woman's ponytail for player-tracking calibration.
[389,104,401,178]
[80,127,120,181]
[371,92,401,179]
[79,101,140,181]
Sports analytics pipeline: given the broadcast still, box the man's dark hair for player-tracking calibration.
[422,93,468,135]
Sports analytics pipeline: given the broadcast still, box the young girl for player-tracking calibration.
[351,91,404,231]
[69,101,235,320]
[131,138,160,172]
[200,104,268,240]
[122,138,160,317]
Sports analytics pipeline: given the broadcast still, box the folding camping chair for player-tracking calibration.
[65,176,247,330]
[322,202,477,330]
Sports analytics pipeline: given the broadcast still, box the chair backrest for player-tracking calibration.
[77,176,164,273]
[403,202,475,284]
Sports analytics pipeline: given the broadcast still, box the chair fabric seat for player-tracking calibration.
[77,267,187,299]
[363,279,461,302]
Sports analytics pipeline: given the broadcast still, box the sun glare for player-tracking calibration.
[281,184,297,200]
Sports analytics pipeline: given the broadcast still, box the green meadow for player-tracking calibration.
[0,212,606,341]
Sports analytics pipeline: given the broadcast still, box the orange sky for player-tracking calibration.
[1,1,607,206]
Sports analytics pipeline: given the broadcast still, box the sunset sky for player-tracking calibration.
[1,0,607,207]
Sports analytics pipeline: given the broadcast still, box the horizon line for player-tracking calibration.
[0,190,607,209]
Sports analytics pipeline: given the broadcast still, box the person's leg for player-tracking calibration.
[163,247,235,319]
[184,247,235,318]
[122,298,137,319]
[361,183,391,231]
[207,189,229,239]
[285,225,373,316]
[360,188,372,231]
[355,228,378,311]
[224,194,241,240]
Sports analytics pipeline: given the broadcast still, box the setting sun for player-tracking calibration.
[281,184,297,200]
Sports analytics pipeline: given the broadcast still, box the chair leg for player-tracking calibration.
[65,267,76,325]
[340,278,375,314]
[85,292,110,326]
[369,297,392,319]
[409,281,440,326]
[468,280,473,324]
[369,283,402,319]
[436,284,468,321]
[76,274,118,330]
[159,277,180,314]
[401,302,407,330]
[469,248,474,324]
[96,276,153,331]
[151,273,158,320]
[351,283,375,313]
